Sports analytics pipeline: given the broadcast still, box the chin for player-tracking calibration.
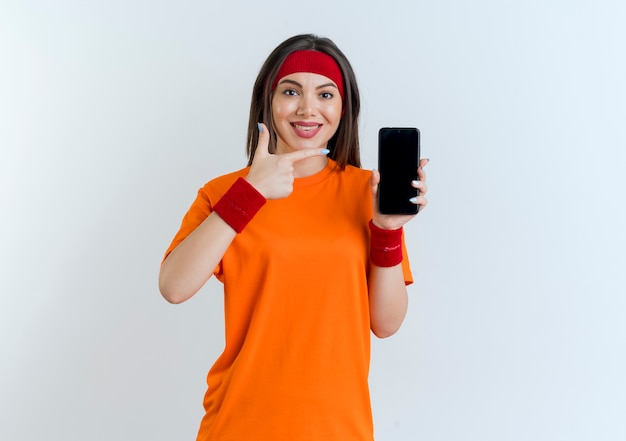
[282,138,327,152]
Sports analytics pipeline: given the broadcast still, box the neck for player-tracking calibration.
[293,156,329,178]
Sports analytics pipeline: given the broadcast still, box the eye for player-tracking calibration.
[320,91,334,99]
[282,88,299,96]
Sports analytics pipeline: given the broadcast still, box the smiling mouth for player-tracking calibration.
[291,123,321,131]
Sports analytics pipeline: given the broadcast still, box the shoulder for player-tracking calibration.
[342,163,370,176]
[200,167,250,195]
[335,163,372,185]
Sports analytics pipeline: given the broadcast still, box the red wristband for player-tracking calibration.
[213,177,266,233]
[369,220,403,267]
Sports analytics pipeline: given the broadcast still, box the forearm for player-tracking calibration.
[159,213,236,304]
[368,264,408,338]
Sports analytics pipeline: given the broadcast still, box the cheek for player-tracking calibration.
[325,102,343,123]
[272,96,297,119]
[271,102,290,139]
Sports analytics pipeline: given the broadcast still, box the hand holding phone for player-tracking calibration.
[377,127,420,215]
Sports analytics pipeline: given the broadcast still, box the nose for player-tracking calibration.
[296,93,316,116]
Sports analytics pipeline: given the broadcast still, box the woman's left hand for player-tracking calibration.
[370,158,429,230]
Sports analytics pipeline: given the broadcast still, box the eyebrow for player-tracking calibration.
[278,78,338,90]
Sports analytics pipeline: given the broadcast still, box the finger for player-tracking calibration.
[417,162,427,182]
[412,179,428,195]
[253,123,271,160]
[370,169,381,216]
[370,169,380,188]
[281,146,331,164]
[410,195,428,209]
[419,158,430,169]
[370,169,380,199]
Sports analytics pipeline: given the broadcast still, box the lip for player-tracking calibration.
[290,122,322,139]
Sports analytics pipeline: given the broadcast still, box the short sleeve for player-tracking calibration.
[400,232,413,286]
[162,188,213,262]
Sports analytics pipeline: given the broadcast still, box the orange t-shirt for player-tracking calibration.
[164,159,413,441]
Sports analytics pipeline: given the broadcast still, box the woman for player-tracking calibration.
[159,33,429,441]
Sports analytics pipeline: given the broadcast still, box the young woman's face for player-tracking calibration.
[271,72,343,154]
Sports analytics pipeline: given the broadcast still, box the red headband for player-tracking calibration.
[271,50,345,100]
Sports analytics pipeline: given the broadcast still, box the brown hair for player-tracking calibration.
[246,34,361,169]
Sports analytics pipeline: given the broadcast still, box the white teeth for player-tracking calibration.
[293,124,319,131]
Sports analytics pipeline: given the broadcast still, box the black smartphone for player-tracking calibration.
[377,127,421,215]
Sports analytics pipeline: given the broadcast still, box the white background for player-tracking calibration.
[1,1,625,440]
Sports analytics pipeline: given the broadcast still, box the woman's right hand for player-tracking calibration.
[245,123,329,199]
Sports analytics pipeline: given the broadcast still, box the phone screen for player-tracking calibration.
[378,127,420,214]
